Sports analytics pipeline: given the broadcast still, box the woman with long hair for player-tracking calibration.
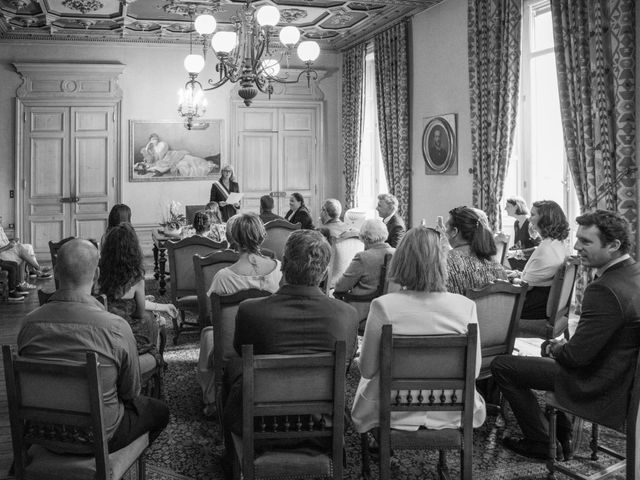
[351,226,486,435]
[99,223,177,366]
[284,192,314,230]
[210,164,240,221]
[511,200,569,318]
[107,203,132,230]
[445,206,508,294]
[204,201,226,243]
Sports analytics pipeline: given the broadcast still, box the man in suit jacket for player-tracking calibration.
[491,210,640,460]
[223,229,359,436]
[258,194,284,224]
[318,198,351,239]
[376,193,406,248]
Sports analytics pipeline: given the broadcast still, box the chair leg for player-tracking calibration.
[590,423,599,460]
[137,454,146,480]
[379,431,391,480]
[360,433,371,480]
[437,450,450,480]
[546,406,557,480]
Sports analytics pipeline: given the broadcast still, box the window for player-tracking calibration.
[504,0,579,236]
[355,49,388,213]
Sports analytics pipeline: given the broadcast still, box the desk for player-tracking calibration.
[151,229,179,296]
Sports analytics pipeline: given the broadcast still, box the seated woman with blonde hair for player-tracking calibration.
[204,201,226,244]
[351,226,486,435]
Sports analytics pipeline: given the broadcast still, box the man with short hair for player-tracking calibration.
[18,239,169,452]
[258,194,284,224]
[376,193,406,248]
[491,210,640,459]
[319,198,350,239]
[223,229,359,434]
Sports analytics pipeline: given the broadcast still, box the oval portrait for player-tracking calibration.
[422,116,456,174]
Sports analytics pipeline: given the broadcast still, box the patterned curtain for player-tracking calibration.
[551,0,636,313]
[468,0,522,230]
[374,19,411,226]
[341,42,367,210]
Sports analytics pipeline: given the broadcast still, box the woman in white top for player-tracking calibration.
[510,200,569,319]
[207,212,282,295]
[199,213,281,415]
[351,226,486,434]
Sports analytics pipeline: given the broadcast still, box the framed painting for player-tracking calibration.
[422,114,457,175]
[129,120,223,182]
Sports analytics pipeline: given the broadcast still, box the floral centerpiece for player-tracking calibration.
[160,200,186,237]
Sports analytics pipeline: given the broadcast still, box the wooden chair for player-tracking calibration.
[193,250,240,328]
[167,235,226,344]
[211,289,272,431]
[546,351,640,480]
[185,204,206,225]
[492,233,510,266]
[2,345,148,480]
[334,253,393,334]
[361,323,478,480]
[465,281,527,380]
[232,341,346,480]
[262,220,300,261]
[324,233,365,294]
[518,258,578,339]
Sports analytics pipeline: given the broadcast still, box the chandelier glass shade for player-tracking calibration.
[190,0,320,107]
[178,74,207,130]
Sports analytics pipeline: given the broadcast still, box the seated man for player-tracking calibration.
[0,221,50,283]
[258,195,284,225]
[318,198,351,240]
[491,210,640,459]
[17,239,170,452]
[0,259,28,301]
[375,193,406,248]
[223,229,359,453]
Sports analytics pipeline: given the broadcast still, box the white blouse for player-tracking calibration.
[207,260,282,296]
[521,238,567,287]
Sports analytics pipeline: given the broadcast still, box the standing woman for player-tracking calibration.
[284,192,314,230]
[505,196,541,270]
[210,164,240,221]
[510,200,569,319]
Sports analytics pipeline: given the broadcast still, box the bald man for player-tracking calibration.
[17,239,169,453]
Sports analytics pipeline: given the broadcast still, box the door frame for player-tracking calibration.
[13,62,124,241]
[231,99,325,215]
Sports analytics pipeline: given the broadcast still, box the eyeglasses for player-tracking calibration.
[424,226,442,237]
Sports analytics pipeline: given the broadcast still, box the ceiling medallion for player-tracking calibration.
[61,0,103,14]
[280,8,306,23]
[162,0,221,17]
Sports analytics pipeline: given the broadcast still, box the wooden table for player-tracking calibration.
[151,229,178,296]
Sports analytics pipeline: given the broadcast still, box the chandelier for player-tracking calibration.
[179,0,320,111]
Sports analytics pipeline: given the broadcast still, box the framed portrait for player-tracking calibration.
[129,120,223,182]
[422,114,457,175]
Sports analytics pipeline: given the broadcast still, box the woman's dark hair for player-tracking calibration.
[98,222,144,300]
[107,204,132,229]
[448,206,497,261]
[291,192,305,206]
[193,211,210,235]
[532,200,569,241]
[506,196,529,216]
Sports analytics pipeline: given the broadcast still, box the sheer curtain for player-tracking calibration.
[468,0,522,230]
[341,42,367,210]
[374,19,411,226]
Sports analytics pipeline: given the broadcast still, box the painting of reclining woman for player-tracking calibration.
[130,120,223,181]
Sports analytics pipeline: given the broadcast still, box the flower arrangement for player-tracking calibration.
[160,200,186,233]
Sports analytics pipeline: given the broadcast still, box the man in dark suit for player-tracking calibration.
[491,210,640,459]
[223,229,359,436]
[258,194,284,224]
[376,193,406,248]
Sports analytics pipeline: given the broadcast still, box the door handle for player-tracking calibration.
[73,196,80,203]
[60,197,73,203]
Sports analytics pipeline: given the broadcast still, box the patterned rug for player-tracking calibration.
[144,276,627,480]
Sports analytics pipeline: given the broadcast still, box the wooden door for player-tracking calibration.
[236,105,319,219]
[23,106,115,255]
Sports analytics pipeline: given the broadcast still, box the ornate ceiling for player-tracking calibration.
[0,0,445,51]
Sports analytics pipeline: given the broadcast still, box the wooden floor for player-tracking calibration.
[0,276,54,479]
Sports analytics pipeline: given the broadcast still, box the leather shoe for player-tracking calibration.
[557,428,574,461]
[502,436,555,460]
